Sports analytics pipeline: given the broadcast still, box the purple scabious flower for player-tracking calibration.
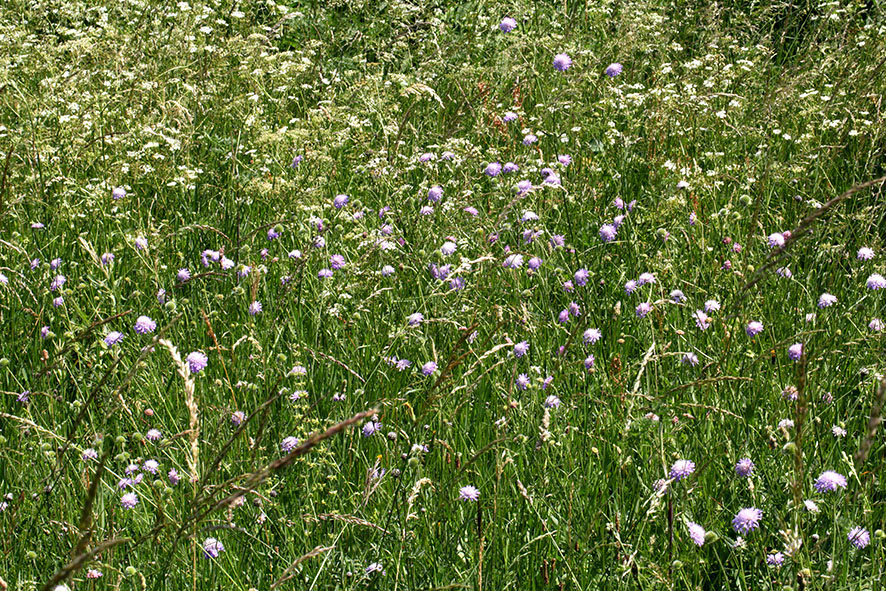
[768,233,785,248]
[568,302,580,317]
[624,280,638,294]
[693,310,711,330]
[516,373,530,390]
[866,273,886,290]
[522,133,537,145]
[333,194,349,209]
[605,62,623,77]
[362,421,379,437]
[544,394,561,408]
[636,302,652,318]
[870,318,885,332]
[788,343,803,361]
[427,185,443,202]
[703,299,720,312]
[638,272,656,285]
[135,236,148,251]
[499,17,516,32]
[745,321,763,337]
[50,275,67,291]
[464,206,480,216]
[231,411,246,426]
[682,353,699,366]
[735,458,754,478]
[584,354,595,371]
[484,162,502,177]
[104,331,124,347]
[120,492,138,509]
[503,162,519,174]
[112,187,126,200]
[562,280,574,292]
[781,385,798,401]
[421,361,437,376]
[776,266,792,278]
[857,247,874,260]
[157,289,167,304]
[396,359,411,371]
[767,552,785,566]
[459,485,479,501]
[168,468,180,485]
[528,257,542,271]
[553,53,572,72]
[101,252,115,266]
[281,436,299,452]
[503,254,524,269]
[143,459,159,474]
[41,326,50,339]
[669,290,685,303]
[318,268,333,279]
[848,526,870,549]
[583,328,602,344]
[330,254,346,270]
[53,296,64,308]
[732,507,762,534]
[203,538,225,558]
[818,293,837,308]
[542,173,561,186]
[599,224,617,242]
[407,312,424,326]
[558,154,572,166]
[550,234,565,248]
[516,179,533,194]
[419,152,435,162]
[574,268,590,287]
[441,241,457,256]
[813,470,847,493]
[186,351,208,374]
[176,268,191,283]
[290,155,303,167]
[146,428,162,441]
[687,522,706,546]
[670,459,695,481]
[221,257,235,270]
[503,111,518,122]
[82,448,98,461]
[420,206,434,216]
[513,341,529,358]
[134,316,156,334]
[249,301,262,316]
[558,309,570,324]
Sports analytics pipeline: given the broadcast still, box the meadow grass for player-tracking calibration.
[0,0,885,589]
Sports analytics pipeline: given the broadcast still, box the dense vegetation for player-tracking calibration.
[1,0,885,588]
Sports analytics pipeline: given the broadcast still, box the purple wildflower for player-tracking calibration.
[120,492,138,509]
[670,459,695,481]
[767,552,784,567]
[745,321,763,337]
[203,538,225,558]
[553,53,572,71]
[732,507,762,534]
[605,62,623,77]
[599,224,617,242]
[788,343,803,361]
[186,351,208,374]
[427,185,443,202]
[516,373,530,390]
[104,331,124,347]
[421,361,437,376]
[459,485,479,501]
[333,194,349,209]
[768,233,785,248]
[735,458,754,478]
[574,268,589,286]
[848,527,870,549]
[857,247,874,260]
[249,301,262,316]
[281,436,299,452]
[693,310,710,330]
[867,273,886,290]
[484,162,502,177]
[176,268,191,283]
[636,302,652,318]
[513,341,529,358]
[583,328,602,344]
[134,316,156,334]
[687,522,706,546]
[813,470,847,493]
[499,17,516,32]
[818,293,837,308]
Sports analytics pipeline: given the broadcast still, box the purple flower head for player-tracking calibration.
[636,302,652,318]
[50,275,67,291]
[503,162,519,174]
[503,111,518,122]
[813,470,847,493]
[788,343,803,361]
[421,361,437,376]
[427,185,443,202]
[562,280,574,292]
[528,256,542,271]
[569,302,580,317]
[848,526,870,549]
[687,522,706,546]
[146,428,162,442]
[459,485,479,501]
[516,373,530,390]
[112,187,126,200]
[693,310,710,330]
[703,299,720,312]
[544,394,561,408]
[682,353,699,366]
[542,173,561,186]
[143,459,159,474]
[330,254,346,270]
[745,321,763,337]
[857,247,874,260]
[818,293,837,308]
[503,254,523,269]
[333,194,349,209]
[419,152,435,163]
[513,341,529,358]
[522,133,537,145]
[670,459,695,481]
[599,224,617,242]
[104,331,124,347]
[41,326,50,339]
[553,53,572,72]
[290,155,303,167]
[605,62,623,77]
[624,280,638,294]
[516,179,533,195]
[176,268,191,283]
[53,296,64,308]
[407,312,424,326]
[670,290,685,303]
[441,241,457,256]
[499,17,517,32]
[396,359,411,371]
[767,552,784,567]
[362,421,380,437]
[768,233,785,248]
[187,351,208,374]
[574,268,589,287]
[120,492,138,509]
[776,266,792,278]
[249,301,262,316]
[168,468,181,485]
[732,507,762,534]
[867,273,886,290]
[558,154,572,166]
[584,354,595,371]
[485,162,502,177]
[870,318,885,332]
[134,316,156,334]
[638,272,656,286]
[231,411,246,426]
[203,538,225,559]
[464,206,480,217]
[558,309,570,324]
[318,268,333,279]
[735,458,754,478]
[583,328,602,344]
[101,252,115,266]
[30,258,40,270]
[281,436,299,452]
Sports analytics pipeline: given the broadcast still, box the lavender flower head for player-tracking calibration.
[203,537,225,558]
[249,301,262,316]
[503,111,518,122]
[857,247,874,260]
[484,162,502,177]
[333,194,349,209]
[583,328,602,344]
[421,361,437,376]
[735,458,754,478]
[767,552,784,566]
[788,343,803,361]
[104,331,124,347]
[545,394,561,408]
[605,62,623,77]
[176,268,191,283]
[848,526,870,549]
[599,224,617,242]
[120,492,138,509]
[670,459,695,481]
[768,233,785,248]
[187,351,208,374]
[636,302,652,318]
[670,290,685,303]
[553,53,572,72]
[574,268,590,286]
[732,507,762,534]
[516,373,530,390]
[281,436,299,452]
[459,485,480,501]
[818,293,837,308]
[513,341,529,358]
[407,312,424,326]
[745,321,763,337]
[867,273,886,290]
[134,316,156,334]
[499,17,517,32]
[687,522,706,546]
[112,187,126,200]
[813,470,847,493]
